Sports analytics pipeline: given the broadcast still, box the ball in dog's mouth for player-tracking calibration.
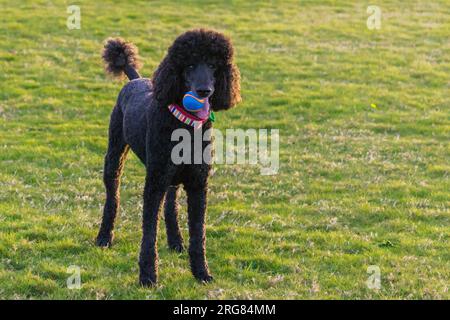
[183,91,210,119]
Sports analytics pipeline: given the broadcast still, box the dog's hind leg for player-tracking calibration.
[96,106,129,247]
[164,185,185,252]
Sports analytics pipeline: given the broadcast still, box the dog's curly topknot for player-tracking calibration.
[102,37,142,78]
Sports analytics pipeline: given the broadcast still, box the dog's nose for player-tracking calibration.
[196,88,212,98]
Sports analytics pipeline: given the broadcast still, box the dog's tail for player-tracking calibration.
[102,38,142,80]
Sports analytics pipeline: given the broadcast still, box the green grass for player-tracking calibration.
[0,0,449,299]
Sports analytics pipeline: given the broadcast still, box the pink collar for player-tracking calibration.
[168,104,210,129]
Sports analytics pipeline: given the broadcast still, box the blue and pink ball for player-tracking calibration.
[183,91,207,112]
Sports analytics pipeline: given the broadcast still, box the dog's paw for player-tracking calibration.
[139,275,158,287]
[200,274,214,284]
[195,273,214,284]
[168,242,185,253]
[95,233,113,248]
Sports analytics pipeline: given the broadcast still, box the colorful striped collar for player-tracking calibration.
[168,104,213,129]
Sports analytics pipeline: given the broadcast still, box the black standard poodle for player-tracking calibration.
[95,29,241,286]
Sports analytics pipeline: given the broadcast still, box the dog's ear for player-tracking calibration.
[210,62,241,111]
[152,56,181,106]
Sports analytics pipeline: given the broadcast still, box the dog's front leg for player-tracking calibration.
[164,185,185,252]
[139,174,167,287]
[186,186,213,283]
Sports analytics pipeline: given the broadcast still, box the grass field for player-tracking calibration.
[0,0,449,299]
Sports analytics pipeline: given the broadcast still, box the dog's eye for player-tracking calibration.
[208,64,216,69]
[187,65,195,70]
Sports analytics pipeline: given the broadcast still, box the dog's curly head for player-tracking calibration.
[152,29,241,111]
